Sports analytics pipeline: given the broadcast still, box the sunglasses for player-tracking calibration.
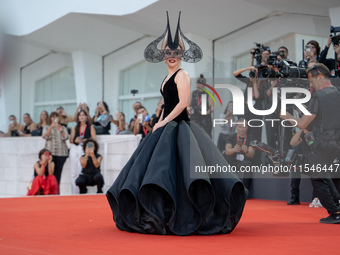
[310,65,324,77]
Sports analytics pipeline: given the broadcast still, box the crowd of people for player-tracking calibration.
[1,97,166,196]
[1,25,340,225]
[211,37,340,223]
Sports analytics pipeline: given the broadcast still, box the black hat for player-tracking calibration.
[144,12,203,63]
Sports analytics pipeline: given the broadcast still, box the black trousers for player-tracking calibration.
[75,172,104,194]
[53,156,68,187]
[290,171,301,198]
[308,147,340,214]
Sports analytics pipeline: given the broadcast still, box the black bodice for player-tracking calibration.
[160,69,189,122]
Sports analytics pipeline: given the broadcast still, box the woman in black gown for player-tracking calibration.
[106,12,247,236]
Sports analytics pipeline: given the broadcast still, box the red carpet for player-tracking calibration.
[0,195,338,255]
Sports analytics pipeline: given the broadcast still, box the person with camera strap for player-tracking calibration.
[281,63,340,224]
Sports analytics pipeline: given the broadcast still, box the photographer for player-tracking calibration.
[134,106,151,140]
[281,63,340,224]
[217,101,237,153]
[250,47,270,66]
[224,118,255,191]
[320,35,340,87]
[76,139,104,194]
[276,46,297,66]
[233,66,266,143]
[318,35,340,74]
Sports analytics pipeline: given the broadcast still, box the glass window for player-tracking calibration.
[119,61,167,122]
[34,67,77,128]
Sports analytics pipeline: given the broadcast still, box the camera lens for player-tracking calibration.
[260,68,269,79]
[249,71,256,78]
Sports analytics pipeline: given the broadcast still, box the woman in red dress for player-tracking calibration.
[27,149,59,196]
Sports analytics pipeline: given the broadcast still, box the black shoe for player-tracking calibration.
[287,197,300,205]
[319,213,340,224]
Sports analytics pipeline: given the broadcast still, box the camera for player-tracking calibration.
[251,42,271,65]
[250,141,303,177]
[330,26,340,46]
[257,60,309,89]
[131,89,138,96]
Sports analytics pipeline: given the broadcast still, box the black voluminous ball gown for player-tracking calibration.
[106,70,247,235]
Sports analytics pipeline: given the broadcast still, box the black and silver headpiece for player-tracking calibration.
[144,11,203,63]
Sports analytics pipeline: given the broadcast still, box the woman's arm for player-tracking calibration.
[252,79,260,99]
[250,49,255,66]
[60,126,70,140]
[233,67,252,77]
[48,160,55,175]
[93,106,99,123]
[90,125,97,141]
[18,124,25,134]
[30,122,38,132]
[134,120,141,135]
[319,37,331,64]
[74,104,82,121]
[7,124,12,137]
[80,155,88,168]
[65,115,75,123]
[34,162,45,176]
[158,110,164,123]
[91,155,102,169]
[110,117,119,126]
[44,123,55,139]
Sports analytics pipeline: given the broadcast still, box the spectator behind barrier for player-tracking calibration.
[22,113,38,136]
[7,115,24,137]
[129,101,142,132]
[93,101,111,135]
[56,106,75,131]
[111,111,130,135]
[134,106,151,140]
[34,110,50,136]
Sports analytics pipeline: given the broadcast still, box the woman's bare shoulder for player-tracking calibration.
[176,69,190,83]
